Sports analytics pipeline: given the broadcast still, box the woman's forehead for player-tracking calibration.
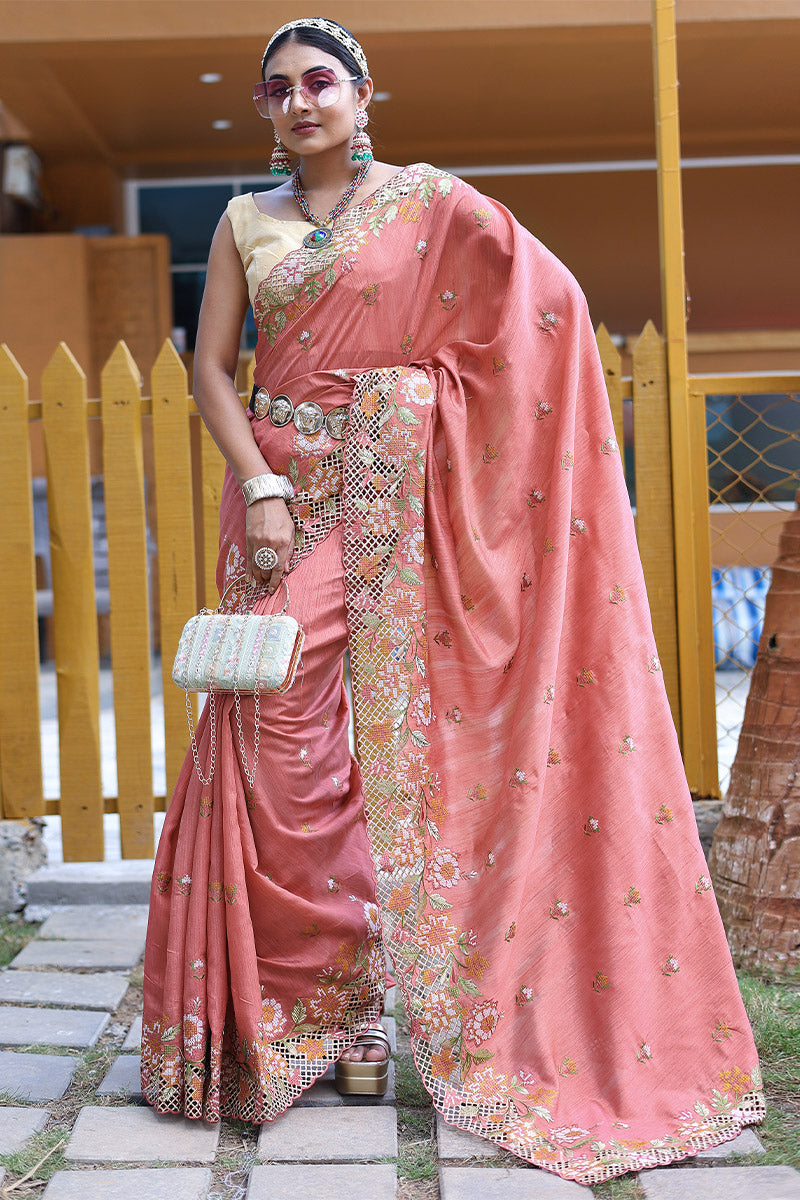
[264,42,341,79]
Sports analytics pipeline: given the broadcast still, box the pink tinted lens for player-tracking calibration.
[253,82,270,118]
[301,68,339,105]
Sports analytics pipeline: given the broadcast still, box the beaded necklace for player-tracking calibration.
[292,162,371,249]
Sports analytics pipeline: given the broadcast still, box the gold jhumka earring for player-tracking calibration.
[351,109,373,163]
[269,128,292,176]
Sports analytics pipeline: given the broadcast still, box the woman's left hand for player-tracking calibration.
[246,497,295,591]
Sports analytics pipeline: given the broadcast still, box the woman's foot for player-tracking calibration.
[335,1024,390,1095]
[340,1024,389,1062]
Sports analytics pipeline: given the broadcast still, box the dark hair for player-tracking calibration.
[262,22,365,82]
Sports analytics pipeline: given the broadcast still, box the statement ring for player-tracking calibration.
[254,546,279,572]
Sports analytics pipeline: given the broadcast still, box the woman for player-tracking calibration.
[142,17,764,1184]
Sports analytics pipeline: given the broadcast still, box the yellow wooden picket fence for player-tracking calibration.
[0,333,796,860]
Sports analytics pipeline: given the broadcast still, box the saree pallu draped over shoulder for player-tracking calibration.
[143,165,764,1185]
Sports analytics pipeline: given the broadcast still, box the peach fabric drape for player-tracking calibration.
[143,164,763,1185]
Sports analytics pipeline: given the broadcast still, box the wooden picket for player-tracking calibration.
[595,324,625,455]
[151,341,197,800]
[630,321,681,734]
[200,423,226,608]
[41,343,104,861]
[0,346,43,818]
[101,342,154,858]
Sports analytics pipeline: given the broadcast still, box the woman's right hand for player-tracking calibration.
[246,498,296,592]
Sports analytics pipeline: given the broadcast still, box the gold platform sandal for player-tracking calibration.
[334,1024,391,1096]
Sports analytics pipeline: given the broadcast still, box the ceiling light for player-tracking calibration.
[372,91,391,102]
[200,73,223,84]
[212,119,232,130]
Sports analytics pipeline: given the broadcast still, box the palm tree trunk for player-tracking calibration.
[709,491,800,977]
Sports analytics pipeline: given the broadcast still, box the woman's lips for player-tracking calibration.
[292,123,319,135]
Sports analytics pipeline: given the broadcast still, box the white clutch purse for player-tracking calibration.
[172,576,304,787]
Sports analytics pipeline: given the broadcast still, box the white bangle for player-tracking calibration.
[241,473,294,505]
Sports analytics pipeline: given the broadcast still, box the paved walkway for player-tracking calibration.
[1,903,799,1199]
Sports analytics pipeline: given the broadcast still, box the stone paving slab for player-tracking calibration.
[0,1105,51,1154]
[0,1168,5,1188]
[0,1005,109,1048]
[96,1053,142,1098]
[696,1128,765,1159]
[42,1168,213,1199]
[440,1167,587,1198]
[0,1050,79,1100]
[290,1061,395,1108]
[37,904,149,942]
[640,1165,800,1199]
[246,1164,397,1199]
[25,861,153,908]
[0,970,129,1011]
[65,1106,221,1163]
[121,1014,142,1051]
[437,1111,500,1158]
[383,985,396,1015]
[11,939,144,970]
[257,1105,397,1161]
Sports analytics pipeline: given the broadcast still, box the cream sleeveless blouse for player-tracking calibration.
[226,193,309,305]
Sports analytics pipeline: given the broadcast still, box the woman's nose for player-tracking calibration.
[288,86,311,115]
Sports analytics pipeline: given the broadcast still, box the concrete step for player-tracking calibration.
[25,861,153,910]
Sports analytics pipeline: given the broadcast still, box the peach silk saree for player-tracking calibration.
[142,164,764,1185]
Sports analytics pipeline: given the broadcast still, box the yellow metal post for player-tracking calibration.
[652,0,718,796]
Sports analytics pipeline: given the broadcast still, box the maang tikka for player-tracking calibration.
[270,128,292,176]
[351,109,373,164]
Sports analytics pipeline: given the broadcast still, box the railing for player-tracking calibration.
[1,335,797,859]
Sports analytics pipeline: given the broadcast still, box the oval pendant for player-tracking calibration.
[303,227,333,249]
[293,401,325,435]
[252,387,270,419]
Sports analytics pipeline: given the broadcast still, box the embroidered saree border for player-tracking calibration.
[341,367,765,1185]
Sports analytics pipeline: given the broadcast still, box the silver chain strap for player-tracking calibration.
[186,688,217,786]
[234,685,261,792]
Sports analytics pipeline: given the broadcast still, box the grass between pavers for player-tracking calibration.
[0,915,41,968]
[592,1176,645,1199]
[736,970,800,1169]
[0,1127,69,1193]
[394,991,438,1200]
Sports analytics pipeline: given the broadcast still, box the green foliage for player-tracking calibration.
[737,971,800,1168]
[0,914,40,967]
[592,1175,646,1200]
[0,1128,67,1182]
[395,1052,431,1109]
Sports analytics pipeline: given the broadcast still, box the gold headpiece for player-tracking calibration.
[262,18,368,77]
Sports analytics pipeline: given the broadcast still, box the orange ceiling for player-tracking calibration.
[0,4,798,177]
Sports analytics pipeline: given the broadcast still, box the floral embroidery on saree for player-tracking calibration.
[141,934,383,1123]
[254,165,453,344]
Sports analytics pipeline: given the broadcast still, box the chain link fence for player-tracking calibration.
[706,390,799,794]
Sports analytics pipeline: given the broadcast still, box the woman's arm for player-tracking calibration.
[193,214,294,591]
